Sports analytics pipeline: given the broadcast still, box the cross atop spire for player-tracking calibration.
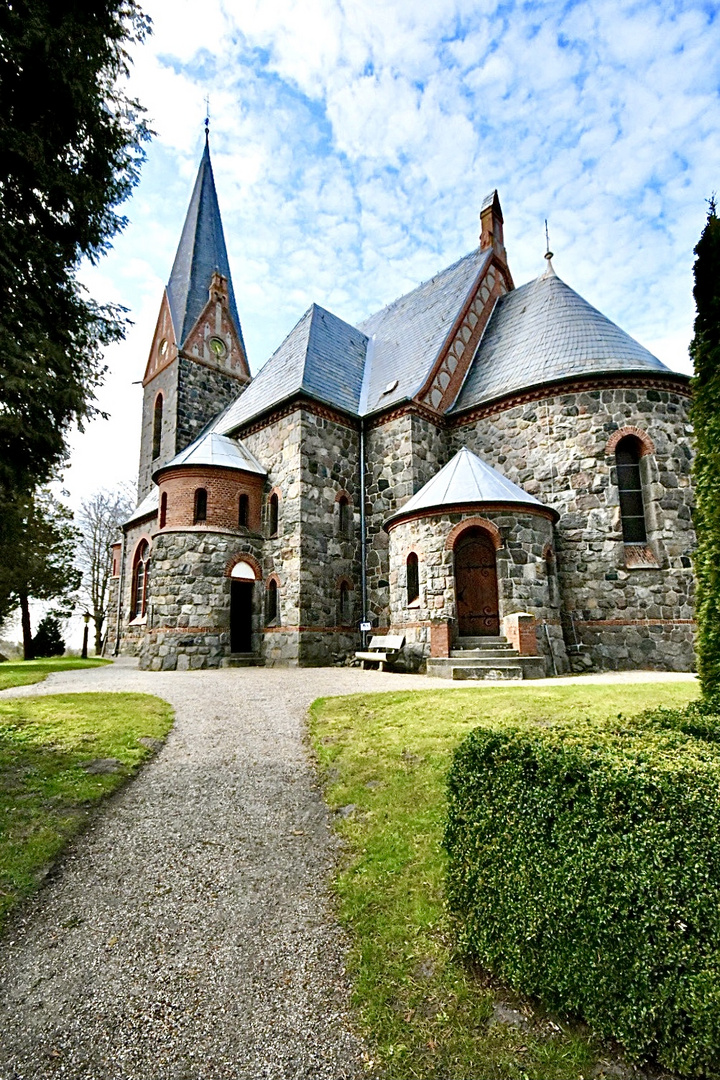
[204,95,210,145]
[166,139,245,353]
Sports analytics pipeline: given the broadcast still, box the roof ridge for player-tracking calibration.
[358,246,484,328]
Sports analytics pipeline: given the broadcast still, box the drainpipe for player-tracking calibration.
[113,530,126,656]
[360,417,368,650]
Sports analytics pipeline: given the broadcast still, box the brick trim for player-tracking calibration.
[131,533,153,560]
[225,552,262,580]
[386,501,557,533]
[265,572,281,590]
[336,575,355,590]
[334,489,353,504]
[445,516,503,551]
[605,426,656,457]
[231,396,360,439]
[451,372,691,428]
[578,618,695,627]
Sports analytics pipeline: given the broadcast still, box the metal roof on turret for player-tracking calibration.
[453,259,671,413]
[166,139,245,351]
[214,304,368,434]
[153,431,265,480]
[385,447,556,527]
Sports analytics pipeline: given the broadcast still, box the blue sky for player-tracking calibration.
[71,0,720,504]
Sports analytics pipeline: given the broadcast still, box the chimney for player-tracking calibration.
[479,190,505,260]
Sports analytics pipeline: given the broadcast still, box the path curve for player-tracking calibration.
[0,661,695,1079]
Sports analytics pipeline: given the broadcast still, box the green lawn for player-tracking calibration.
[0,656,111,691]
[309,681,699,1080]
[0,692,173,930]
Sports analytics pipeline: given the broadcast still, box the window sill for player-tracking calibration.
[406,598,421,609]
[623,544,660,569]
[128,615,147,627]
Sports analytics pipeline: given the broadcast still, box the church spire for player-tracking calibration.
[166,140,246,354]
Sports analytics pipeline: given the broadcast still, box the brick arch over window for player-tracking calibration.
[265,573,281,624]
[605,426,655,457]
[131,536,152,618]
[152,392,163,460]
[267,486,282,537]
[224,552,262,580]
[445,516,503,552]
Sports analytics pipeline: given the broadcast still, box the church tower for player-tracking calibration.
[137,137,251,499]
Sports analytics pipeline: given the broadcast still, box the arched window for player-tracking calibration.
[339,581,352,625]
[152,394,163,460]
[338,495,351,537]
[266,578,278,623]
[545,547,559,606]
[268,493,279,537]
[616,436,648,544]
[194,488,207,524]
[159,491,167,529]
[406,552,419,605]
[131,540,150,619]
[238,493,249,528]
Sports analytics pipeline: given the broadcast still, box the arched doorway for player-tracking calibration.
[455,527,499,636]
[230,561,256,652]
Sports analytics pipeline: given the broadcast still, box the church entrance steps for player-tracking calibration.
[426,636,545,680]
[223,653,265,667]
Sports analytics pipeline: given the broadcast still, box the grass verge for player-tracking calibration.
[0,657,111,691]
[309,681,698,1080]
[0,692,173,930]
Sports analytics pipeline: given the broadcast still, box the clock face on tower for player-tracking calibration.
[209,336,227,360]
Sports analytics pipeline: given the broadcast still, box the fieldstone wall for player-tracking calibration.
[138,366,179,500]
[297,408,362,665]
[116,515,157,656]
[242,409,303,665]
[364,411,448,632]
[176,356,248,456]
[452,383,695,671]
[138,528,265,670]
[387,510,568,674]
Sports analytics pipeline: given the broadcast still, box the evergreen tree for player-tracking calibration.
[32,616,65,658]
[0,1,151,505]
[0,490,81,659]
[690,198,720,696]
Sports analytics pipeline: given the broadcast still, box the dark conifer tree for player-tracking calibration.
[0,1,151,503]
[690,198,720,696]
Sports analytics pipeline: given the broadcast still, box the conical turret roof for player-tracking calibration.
[453,263,670,412]
[385,447,556,527]
[166,139,245,351]
[153,430,265,480]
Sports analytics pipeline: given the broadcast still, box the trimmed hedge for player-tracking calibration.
[444,710,720,1076]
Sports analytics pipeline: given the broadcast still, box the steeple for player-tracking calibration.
[166,140,246,354]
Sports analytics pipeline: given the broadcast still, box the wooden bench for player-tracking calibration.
[355,634,406,671]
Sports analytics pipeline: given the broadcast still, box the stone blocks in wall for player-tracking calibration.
[453,383,696,672]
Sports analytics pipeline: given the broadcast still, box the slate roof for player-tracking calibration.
[214,304,368,435]
[153,431,266,480]
[385,447,554,527]
[453,260,670,413]
[124,487,158,527]
[166,140,246,351]
[358,247,491,414]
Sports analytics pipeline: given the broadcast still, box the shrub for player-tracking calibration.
[31,615,65,657]
[445,714,720,1076]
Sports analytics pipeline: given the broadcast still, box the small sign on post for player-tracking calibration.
[359,619,372,650]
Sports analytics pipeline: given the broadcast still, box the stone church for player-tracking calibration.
[108,138,695,676]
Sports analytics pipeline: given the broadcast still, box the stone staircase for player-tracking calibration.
[223,653,265,668]
[425,636,545,681]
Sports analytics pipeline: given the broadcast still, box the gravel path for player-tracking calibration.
[0,661,696,1079]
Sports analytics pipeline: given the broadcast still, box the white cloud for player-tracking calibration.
[60,0,719,507]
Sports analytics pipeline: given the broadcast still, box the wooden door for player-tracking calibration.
[455,529,499,636]
[230,580,253,652]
